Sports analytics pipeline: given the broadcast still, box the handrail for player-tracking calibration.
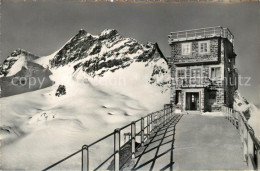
[93,153,115,171]
[42,149,83,171]
[168,26,234,45]
[43,104,174,171]
[222,106,260,170]
[89,132,114,148]
[170,26,222,34]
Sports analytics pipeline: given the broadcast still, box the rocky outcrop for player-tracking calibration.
[50,29,168,78]
[55,85,66,97]
[0,49,39,77]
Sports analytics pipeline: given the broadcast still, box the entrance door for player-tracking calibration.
[186,92,199,110]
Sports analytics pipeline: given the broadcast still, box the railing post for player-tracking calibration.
[243,124,248,164]
[151,114,154,131]
[82,145,89,171]
[141,117,144,146]
[231,110,234,125]
[227,108,229,120]
[167,107,171,120]
[230,109,232,122]
[158,112,160,128]
[248,132,254,169]
[225,107,228,119]
[131,122,136,159]
[164,106,167,126]
[114,129,120,171]
[147,115,150,138]
[235,112,239,129]
[171,105,173,118]
[239,115,243,144]
[257,149,260,170]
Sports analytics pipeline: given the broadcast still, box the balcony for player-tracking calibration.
[168,26,234,45]
[175,77,223,89]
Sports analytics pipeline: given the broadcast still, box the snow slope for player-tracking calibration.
[0,29,170,169]
[0,63,170,169]
[233,91,260,140]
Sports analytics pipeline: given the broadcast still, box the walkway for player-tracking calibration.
[124,114,248,170]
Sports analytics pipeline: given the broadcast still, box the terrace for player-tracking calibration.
[168,26,234,45]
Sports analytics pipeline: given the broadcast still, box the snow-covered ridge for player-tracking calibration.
[0,49,39,77]
[233,91,260,139]
[233,91,255,120]
[0,29,170,99]
[49,29,168,79]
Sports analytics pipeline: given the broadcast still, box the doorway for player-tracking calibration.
[186,92,200,110]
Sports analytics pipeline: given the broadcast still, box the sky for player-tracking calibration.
[1,1,260,104]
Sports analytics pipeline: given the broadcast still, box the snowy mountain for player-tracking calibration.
[0,29,170,169]
[0,49,40,77]
[49,29,169,84]
[233,91,260,140]
[233,91,257,120]
[0,49,53,97]
[0,29,170,98]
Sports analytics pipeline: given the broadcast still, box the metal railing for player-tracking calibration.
[43,104,174,171]
[175,77,223,88]
[168,26,234,45]
[222,106,260,170]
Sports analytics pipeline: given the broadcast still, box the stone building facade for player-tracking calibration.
[168,27,238,112]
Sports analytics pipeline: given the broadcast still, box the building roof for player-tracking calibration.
[168,26,234,45]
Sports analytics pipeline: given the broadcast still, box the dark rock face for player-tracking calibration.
[50,29,165,77]
[55,85,66,97]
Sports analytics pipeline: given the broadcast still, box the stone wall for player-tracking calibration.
[172,38,220,64]
[223,39,237,108]
[169,37,237,112]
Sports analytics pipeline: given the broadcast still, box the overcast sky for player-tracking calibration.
[1,1,260,104]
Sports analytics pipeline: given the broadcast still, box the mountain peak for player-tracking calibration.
[78,29,88,36]
[0,49,39,77]
[99,29,118,40]
[48,28,168,81]
[9,49,36,58]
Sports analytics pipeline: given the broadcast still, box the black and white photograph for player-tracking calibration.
[0,0,260,170]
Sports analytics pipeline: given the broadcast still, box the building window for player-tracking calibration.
[176,69,186,86]
[190,68,202,84]
[182,43,191,55]
[210,67,221,79]
[199,41,210,54]
[177,69,185,78]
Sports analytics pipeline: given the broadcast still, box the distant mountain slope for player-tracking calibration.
[0,62,53,97]
[50,29,168,79]
[233,91,260,139]
[0,49,39,77]
[0,49,53,97]
[0,29,170,98]
[233,91,257,120]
